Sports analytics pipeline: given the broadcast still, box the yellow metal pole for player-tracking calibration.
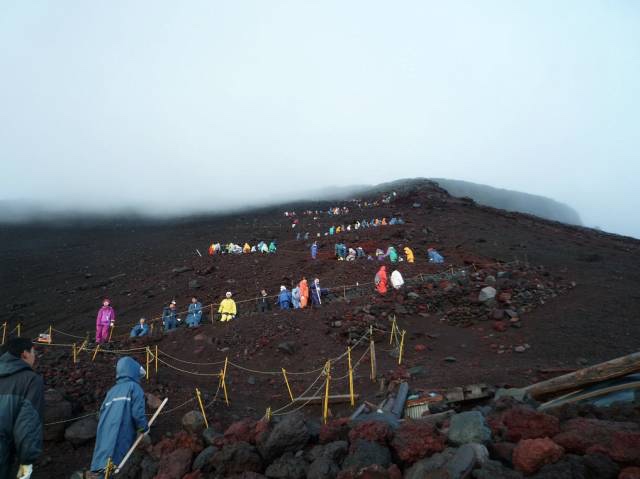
[92,344,101,361]
[72,343,77,364]
[322,360,331,424]
[78,339,88,354]
[348,347,355,407]
[1,322,6,345]
[195,388,209,428]
[398,330,406,365]
[282,368,294,402]
[145,347,150,381]
[104,458,113,479]
[17,323,21,337]
[265,406,272,422]
[155,345,158,374]
[49,325,53,343]
[108,324,114,342]
[219,370,229,406]
[389,319,396,345]
[369,338,376,382]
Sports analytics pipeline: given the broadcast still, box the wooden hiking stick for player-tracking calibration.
[115,397,168,474]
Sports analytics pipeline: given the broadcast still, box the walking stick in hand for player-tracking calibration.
[115,397,168,474]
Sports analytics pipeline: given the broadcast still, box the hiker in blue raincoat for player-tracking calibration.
[129,318,149,337]
[277,286,292,310]
[186,297,203,327]
[162,301,178,331]
[311,242,318,260]
[428,248,444,264]
[90,356,148,474]
[291,286,301,309]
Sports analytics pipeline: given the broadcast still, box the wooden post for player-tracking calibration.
[398,330,406,365]
[282,368,294,402]
[195,388,209,428]
[1,322,6,345]
[92,344,101,361]
[17,323,21,337]
[348,347,355,407]
[108,324,114,342]
[322,360,331,424]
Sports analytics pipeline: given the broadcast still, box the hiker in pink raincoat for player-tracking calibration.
[96,298,116,343]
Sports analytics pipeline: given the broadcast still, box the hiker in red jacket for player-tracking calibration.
[375,266,388,295]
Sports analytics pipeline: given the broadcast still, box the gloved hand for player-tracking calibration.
[17,464,33,479]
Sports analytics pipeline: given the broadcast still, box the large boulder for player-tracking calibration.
[156,448,193,479]
[472,459,523,479]
[391,420,446,463]
[64,416,98,447]
[264,452,307,479]
[488,407,560,442]
[513,438,564,475]
[319,418,350,443]
[404,448,456,479]
[203,427,223,446]
[448,411,492,446]
[260,413,310,461]
[44,388,73,441]
[478,287,497,302]
[192,446,218,471]
[307,457,340,479]
[343,439,392,471]
[224,418,260,444]
[348,421,393,446]
[182,410,207,435]
[204,441,264,476]
[553,417,640,463]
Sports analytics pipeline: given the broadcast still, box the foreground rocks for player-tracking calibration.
[82,395,640,479]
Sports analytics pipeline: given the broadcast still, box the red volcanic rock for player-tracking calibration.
[348,421,393,446]
[620,467,640,479]
[390,420,445,463]
[488,406,560,441]
[155,447,194,479]
[513,438,564,475]
[319,418,350,444]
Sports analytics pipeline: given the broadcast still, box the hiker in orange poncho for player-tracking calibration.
[243,243,251,254]
[375,266,388,295]
[299,277,309,308]
[208,244,215,255]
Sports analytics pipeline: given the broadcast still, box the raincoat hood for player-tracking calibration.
[116,356,144,384]
[0,352,32,378]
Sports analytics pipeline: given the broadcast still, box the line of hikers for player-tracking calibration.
[295,217,405,242]
[208,240,277,255]
[311,242,444,264]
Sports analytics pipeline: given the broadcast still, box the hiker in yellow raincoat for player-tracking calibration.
[218,292,237,322]
[404,247,415,263]
[243,243,251,254]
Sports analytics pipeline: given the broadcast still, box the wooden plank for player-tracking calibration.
[524,351,640,399]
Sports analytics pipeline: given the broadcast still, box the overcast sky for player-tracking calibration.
[1,1,639,237]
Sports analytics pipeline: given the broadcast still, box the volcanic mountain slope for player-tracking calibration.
[1,179,639,477]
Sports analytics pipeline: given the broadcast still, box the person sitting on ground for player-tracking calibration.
[346,248,357,261]
[304,232,309,240]
[95,298,116,344]
[231,243,243,254]
[130,318,149,337]
[329,226,335,235]
[299,277,309,308]
[381,217,388,226]
[375,265,388,295]
[162,300,178,331]
[389,217,398,225]
[390,270,405,290]
[0,338,44,479]
[356,246,365,258]
[311,241,318,260]
[186,296,203,327]
[403,246,414,263]
[277,286,292,310]
[257,289,271,313]
[296,232,301,241]
[339,243,348,259]
[269,241,277,253]
[375,248,385,261]
[428,248,445,264]
[208,243,215,255]
[218,292,237,322]
[90,357,148,476]
[243,243,251,254]
[292,285,301,309]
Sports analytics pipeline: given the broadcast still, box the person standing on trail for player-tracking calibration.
[311,278,324,306]
[299,278,309,308]
[186,297,203,328]
[403,247,414,263]
[218,292,237,322]
[130,318,149,338]
[96,298,116,344]
[162,300,178,331]
[390,270,405,290]
[291,285,301,309]
[311,242,318,260]
[257,289,271,313]
[277,286,292,310]
[375,266,388,295]
[0,338,44,479]
[90,356,148,476]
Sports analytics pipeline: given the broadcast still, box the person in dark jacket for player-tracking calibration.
[162,301,178,331]
[257,289,271,313]
[90,356,148,475]
[310,278,326,306]
[0,338,44,479]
